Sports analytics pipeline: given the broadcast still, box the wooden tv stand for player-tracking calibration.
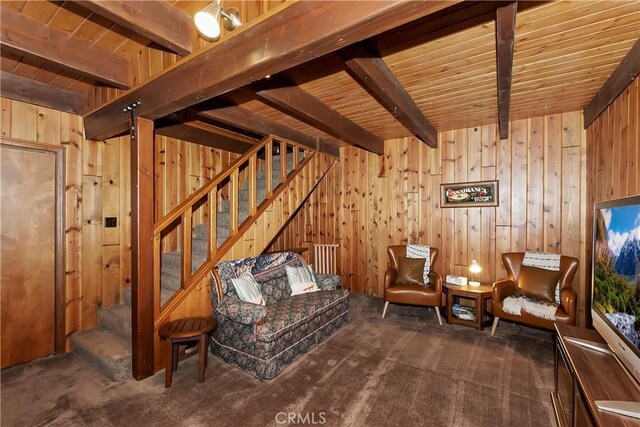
[552,324,640,426]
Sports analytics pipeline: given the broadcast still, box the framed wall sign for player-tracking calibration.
[441,180,499,208]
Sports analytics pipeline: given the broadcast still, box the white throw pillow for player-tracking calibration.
[231,274,265,306]
[286,265,320,296]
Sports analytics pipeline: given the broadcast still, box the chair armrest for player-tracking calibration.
[384,268,397,289]
[427,271,443,294]
[492,279,516,302]
[314,273,342,291]
[560,287,577,320]
[215,296,267,326]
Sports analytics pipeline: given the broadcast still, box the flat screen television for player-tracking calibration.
[592,195,640,388]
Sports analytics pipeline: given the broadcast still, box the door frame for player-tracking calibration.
[1,137,66,355]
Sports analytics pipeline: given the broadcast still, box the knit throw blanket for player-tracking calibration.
[503,251,561,320]
[503,295,558,320]
[407,244,430,285]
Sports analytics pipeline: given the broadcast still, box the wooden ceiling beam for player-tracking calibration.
[0,7,131,89]
[155,119,256,154]
[584,39,640,128]
[83,0,460,141]
[339,42,437,148]
[253,79,384,154]
[0,71,84,115]
[198,104,339,157]
[495,1,517,140]
[73,0,193,57]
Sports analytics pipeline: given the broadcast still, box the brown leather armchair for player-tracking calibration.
[491,252,579,335]
[383,245,443,325]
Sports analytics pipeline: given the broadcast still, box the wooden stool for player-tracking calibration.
[158,316,217,388]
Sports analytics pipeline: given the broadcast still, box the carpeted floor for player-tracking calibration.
[1,294,556,427]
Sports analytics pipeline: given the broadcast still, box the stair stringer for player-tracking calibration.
[151,152,337,371]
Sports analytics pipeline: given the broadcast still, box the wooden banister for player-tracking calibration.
[207,189,217,260]
[248,156,257,216]
[153,135,273,235]
[279,140,287,183]
[229,169,239,234]
[152,134,318,328]
[154,150,320,326]
[265,142,273,198]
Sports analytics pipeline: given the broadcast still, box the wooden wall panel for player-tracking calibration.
[1,98,92,348]
[271,111,590,324]
[585,76,639,325]
[1,96,260,355]
[85,1,283,113]
[81,175,102,329]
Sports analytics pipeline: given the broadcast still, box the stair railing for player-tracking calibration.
[152,135,312,321]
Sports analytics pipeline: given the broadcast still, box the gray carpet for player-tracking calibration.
[1,294,556,427]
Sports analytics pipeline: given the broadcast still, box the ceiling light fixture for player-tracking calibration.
[194,0,242,40]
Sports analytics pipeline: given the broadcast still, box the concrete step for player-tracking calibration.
[97,304,131,340]
[71,328,131,381]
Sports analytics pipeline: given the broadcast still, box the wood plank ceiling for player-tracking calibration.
[1,0,638,153]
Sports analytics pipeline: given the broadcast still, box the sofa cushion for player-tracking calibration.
[256,289,349,343]
[315,273,342,291]
[215,252,305,304]
[286,265,319,295]
[258,276,293,305]
[216,295,268,325]
[231,274,265,306]
[252,253,305,282]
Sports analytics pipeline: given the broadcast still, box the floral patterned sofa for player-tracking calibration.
[210,252,349,380]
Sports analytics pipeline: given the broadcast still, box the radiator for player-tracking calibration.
[313,244,339,275]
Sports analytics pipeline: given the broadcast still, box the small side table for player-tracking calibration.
[443,283,493,331]
[158,316,217,388]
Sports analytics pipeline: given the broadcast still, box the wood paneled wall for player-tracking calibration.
[269,161,341,264]
[585,76,639,324]
[86,0,285,112]
[270,111,592,324]
[587,77,638,201]
[1,97,110,348]
[0,98,252,348]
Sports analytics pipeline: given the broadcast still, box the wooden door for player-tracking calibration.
[1,143,58,368]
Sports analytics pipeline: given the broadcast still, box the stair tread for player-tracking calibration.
[71,328,131,381]
[98,304,131,340]
[122,286,174,307]
[73,328,131,356]
[100,303,130,317]
[73,154,316,382]
[162,250,207,265]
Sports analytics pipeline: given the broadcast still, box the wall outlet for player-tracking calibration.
[105,217,117,228]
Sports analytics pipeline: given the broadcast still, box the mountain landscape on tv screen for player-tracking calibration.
[593,208,640,349]
[615,233,640,277]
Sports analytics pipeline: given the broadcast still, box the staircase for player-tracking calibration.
[71,146,299,380]
[158,154,295,302]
